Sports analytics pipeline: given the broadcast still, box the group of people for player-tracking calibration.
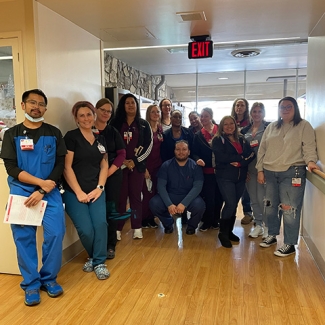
[0,89,319,307]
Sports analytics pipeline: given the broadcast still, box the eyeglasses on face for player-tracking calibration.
[98,107,113,114]
[279,105,293,111]
[25,100,47,108]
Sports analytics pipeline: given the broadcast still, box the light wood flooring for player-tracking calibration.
[1,212,325,325]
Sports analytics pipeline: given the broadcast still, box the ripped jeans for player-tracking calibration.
[264,166,306,245]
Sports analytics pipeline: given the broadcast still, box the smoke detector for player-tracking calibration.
[231,49,261,58]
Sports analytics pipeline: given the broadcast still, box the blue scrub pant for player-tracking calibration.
[11,189,65,291]
[63,189,107,266]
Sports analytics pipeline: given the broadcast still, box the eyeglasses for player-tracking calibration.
[98,107,113,114]
[25,100,47,108]
[279,105,293,111]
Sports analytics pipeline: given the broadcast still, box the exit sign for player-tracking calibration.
[188,40,213,59]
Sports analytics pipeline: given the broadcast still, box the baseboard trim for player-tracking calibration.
[62,240,84,265]
[302,227,325,281]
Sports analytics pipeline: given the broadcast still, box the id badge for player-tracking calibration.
[97,142,106,154]
[250,139,259,147]
[20,138,34,150]
[128,131,132,140]
[292,178,301,187]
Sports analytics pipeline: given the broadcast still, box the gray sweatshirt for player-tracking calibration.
[256,119,318,172]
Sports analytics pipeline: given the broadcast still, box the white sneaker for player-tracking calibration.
[133,228,143,239]
[116,231,121,241]
[262,226,268,239]
[248,225,264,238]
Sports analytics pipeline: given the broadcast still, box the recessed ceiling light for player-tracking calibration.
[231,49,261,58]
[218,77,228,80]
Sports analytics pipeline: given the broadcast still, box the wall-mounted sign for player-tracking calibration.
[188,40,213,59]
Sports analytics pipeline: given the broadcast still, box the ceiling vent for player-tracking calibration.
[176,11,206,22]
[231,49,261,58]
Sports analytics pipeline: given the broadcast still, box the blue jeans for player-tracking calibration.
[63,190,107,266]
[217,179,246,221]
[246,172,267,226]
[264,166,306,245]
[241,187,252,214]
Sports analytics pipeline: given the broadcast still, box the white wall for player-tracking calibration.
[303,34,325,268]
[34,2,103,249]
[34,2,102,135]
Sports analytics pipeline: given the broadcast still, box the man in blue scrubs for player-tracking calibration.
[0,89,67,306]
[150,140,205,235]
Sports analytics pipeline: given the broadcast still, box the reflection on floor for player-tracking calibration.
[1,214,325,325]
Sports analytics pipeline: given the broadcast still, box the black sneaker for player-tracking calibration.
[212,223,220,230]
[186,226,196,235]
[147,219,159,229]
[199,223,210,232]
[164,225,174,234]
[274,244,295,257]
[142,220,150,229]
[260,235,277,248]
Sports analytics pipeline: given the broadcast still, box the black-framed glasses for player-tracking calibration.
[279,105,293,111]
[25,100,47,108]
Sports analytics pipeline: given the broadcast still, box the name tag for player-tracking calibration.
[20,138,34,151]
[250,140,259,147]
[97,142,106,154]
[292,178,301,187]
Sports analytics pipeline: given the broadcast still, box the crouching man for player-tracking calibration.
[150,140,205,235]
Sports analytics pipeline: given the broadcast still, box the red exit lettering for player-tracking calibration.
[188,41,213,59]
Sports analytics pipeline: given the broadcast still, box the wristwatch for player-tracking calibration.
[97,185,104,191]
[38,188,47,195]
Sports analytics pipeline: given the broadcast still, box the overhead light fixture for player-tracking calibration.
[0,56,13,60]
[231,49,261,58]
[218,77,228,80]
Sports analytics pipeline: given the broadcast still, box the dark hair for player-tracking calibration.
[175,139,189,149]
[250,102,265,122]
[159,98,172,110]
[95,98,115,120]
[188,111,199,119]
[159,98,172,123]
[276,96,302,128]
[71,101,96,118]
[216,115,240,141]
[22,89,48,105]
[111,93,141,131]
[231,98,250,122]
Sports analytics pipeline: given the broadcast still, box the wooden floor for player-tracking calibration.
[1,212,325,325]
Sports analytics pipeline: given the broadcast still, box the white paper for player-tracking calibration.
[3,194,47,226]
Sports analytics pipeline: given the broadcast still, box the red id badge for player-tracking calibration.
[292,178,301,187]
[20,138,34,150]
[250,140,259,147]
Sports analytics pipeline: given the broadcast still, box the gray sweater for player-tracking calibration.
[256,120,318,172]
